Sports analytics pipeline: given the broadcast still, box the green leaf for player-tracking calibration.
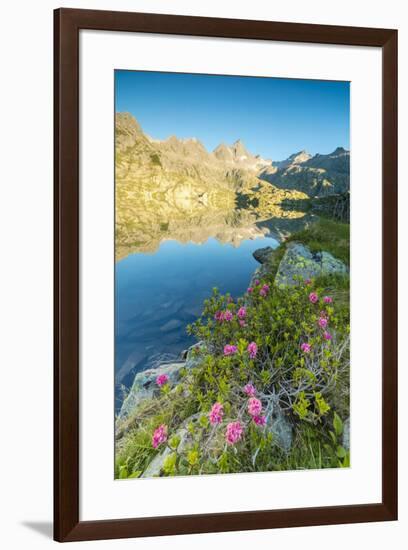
[333,412,343,436]
[128,470,142,478]
[118,464,128,479]
[169,435,181,450]
[162,453,177,476]
[199,414,209,428]
[336,445,347,458]
[187,450,199,466]
[328,430,337,444]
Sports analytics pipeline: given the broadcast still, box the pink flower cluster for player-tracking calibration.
[317,308,332,340]
[247,341,258,359]
[259,284,270,297]
[214,309,234,322]
[237,306,246,319]
[309,292,318,304]
[247,287,253,294]
[301,342,312,353]
[224,344,238,356]
[209,402,224,425]
[247,397,262,416]
[225,421,244,445]
[224,310,233,321]
[243,383,257,397]
[152,424,167,448]
[156,374,169,387]
[324,296,333,304]
[247,397,266,426]
[253,415,266,426]
[318,317,328,329]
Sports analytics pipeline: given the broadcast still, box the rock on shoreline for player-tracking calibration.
[252,241,347,287]
[118,342,203,421]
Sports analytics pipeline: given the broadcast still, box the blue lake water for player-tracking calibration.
[115,236,278,408]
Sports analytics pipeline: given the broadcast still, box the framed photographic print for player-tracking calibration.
[54,8,398,542]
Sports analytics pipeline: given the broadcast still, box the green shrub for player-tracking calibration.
[115,269,350,478]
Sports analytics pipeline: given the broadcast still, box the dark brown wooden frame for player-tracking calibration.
[54,7,398,542]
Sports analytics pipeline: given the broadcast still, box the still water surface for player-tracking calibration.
[115,236,278,407]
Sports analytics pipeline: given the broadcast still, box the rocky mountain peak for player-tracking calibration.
[331,147,348,156]
[116,112,144,137]
[231,139,251,159]
[213,143,234,161]
[288,150,312,165]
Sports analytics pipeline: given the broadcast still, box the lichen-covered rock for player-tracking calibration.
[275,242,347,286]
[253,246,275,264]
[118,343,204,422]
[266,397,293,452]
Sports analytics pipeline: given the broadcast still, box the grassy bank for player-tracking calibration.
[286,217,350,266]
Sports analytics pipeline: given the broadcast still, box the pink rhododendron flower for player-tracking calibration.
[309,292,318,303]
[247,397,262,416]
[260,284,270,297]
[243,383,257,397]
[253,415,267,426]
[214,310,224,322]
[225,421,244,445]
[224,344,238,356]
[254,279,260,286]
[247,287,253,294]
[323,296,333,304]
[152,424,167,448]
[301,342,312,353]
[247,341,258,359]
[237,306,246,319]
[323,331,332,341]
[224,310,233,322]
[209,402,224,425]
[156,374,169,387]
[318,317,328,329]
[239,320,247,327]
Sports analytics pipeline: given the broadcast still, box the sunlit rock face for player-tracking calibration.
[259,147,350,197]
[114,113,320,260]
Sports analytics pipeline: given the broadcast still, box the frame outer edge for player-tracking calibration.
[381,30,398,520]
[54,7,398,542]
[54,8,81,542]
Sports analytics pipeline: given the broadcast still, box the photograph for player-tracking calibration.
[114,71,351,479]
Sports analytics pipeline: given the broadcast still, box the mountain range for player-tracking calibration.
[115,113,349,259]
[116,112,349,196]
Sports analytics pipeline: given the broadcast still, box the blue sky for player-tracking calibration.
[115,70,349,160]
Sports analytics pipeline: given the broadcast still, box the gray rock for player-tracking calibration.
[275,242,347,286]
[266,398,293,452]
[253,246,275,264]
[142,446,173,478]
[142,426,192,478]
[118,361,186,420]
[342,417,350,451]
[118,342,204,422]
